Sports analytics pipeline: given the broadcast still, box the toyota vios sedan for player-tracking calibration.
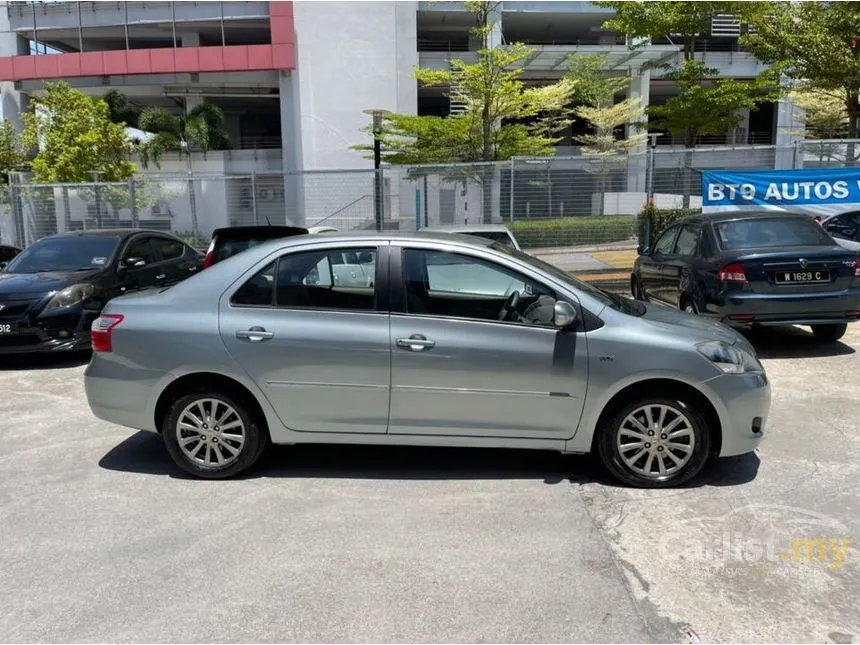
[0,229,202,354]
[85,232,770,488]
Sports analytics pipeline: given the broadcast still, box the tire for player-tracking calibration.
[597,396,711,488]
[681,297,699,315]
[631,275,646,301]
[162,391,266,479]
[811,323,847,343]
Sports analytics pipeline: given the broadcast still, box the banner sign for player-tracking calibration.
[701,167,860,216]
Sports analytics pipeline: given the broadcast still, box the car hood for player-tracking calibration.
[0,269,101,297]
[639,302,742,345]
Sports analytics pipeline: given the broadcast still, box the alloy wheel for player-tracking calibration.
[176,398,247,469]
[616,404,695,479]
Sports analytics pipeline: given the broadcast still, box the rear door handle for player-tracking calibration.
[396,334,436,351]
[236,327,274,342]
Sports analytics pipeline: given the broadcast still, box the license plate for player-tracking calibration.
[774,270,830,284]
[0,322,18,335]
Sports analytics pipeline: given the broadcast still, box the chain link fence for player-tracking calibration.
[2,141,859,253]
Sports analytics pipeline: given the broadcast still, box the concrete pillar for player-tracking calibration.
[279,71,305,226]
[775,80,805,169]
[626,69,650,193]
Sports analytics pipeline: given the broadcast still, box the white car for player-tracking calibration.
[422,224,521,251]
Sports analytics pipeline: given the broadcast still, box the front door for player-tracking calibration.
[387,244,587,440]
[641,225,680,304]
[661,223,701,307]
[219,244,390,434]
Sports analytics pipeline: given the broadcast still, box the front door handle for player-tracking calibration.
[236,326,274,342]
[396,334,436,351]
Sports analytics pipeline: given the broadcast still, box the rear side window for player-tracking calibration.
[155,238,185,261]
[715,218,834,250]
[674,225,700,256]
[231,248,377,311]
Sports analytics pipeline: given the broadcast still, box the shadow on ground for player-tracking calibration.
[0,350,91,371]
[99,431,760,489]
[743,326,855,359]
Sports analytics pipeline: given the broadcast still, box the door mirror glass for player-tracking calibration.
[553,301,578,330]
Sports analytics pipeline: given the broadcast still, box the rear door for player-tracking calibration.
[219,242,390,434]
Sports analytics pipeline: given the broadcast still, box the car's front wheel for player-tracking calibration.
[162,392,266,479]
[811,323,847,343]
[597,396,711,488]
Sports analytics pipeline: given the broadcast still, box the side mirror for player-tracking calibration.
[637,246,650,256]
[553,301,578,330]
[0,261,7,271]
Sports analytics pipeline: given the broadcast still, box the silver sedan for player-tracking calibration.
[84,231,770,488]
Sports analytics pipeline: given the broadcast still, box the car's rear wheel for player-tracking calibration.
[598,397,711,488]
[811,323,848,343]
[162,392,266,479]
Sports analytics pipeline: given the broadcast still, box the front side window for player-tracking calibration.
[403,248,556,326]
[231,248,377,311]
[123,238,159,266]
[654,227,680,255]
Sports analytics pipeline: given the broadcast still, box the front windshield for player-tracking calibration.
[492,242,644,316]
[5,236,120,274]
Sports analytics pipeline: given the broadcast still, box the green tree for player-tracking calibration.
[137,99,229,234]
[740,1,860,143]
[0,119,26,185]
[789,90,848,140]
[21,81,136,183]
[21,81,136,230]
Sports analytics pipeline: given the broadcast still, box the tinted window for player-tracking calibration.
[826,213,860,240]
[654,227,680,255]
[5,236,119,273]
[155,238,185,260]
[123,238,159,265]
[404,249,555,324]
[232,249,377,311]
[715,218,834,250]
[0,246,18,262]
[674,225,700,256]
[232,261,276,306]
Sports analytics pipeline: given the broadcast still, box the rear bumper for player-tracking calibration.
[714,287,860,326]
[85,356,158,432]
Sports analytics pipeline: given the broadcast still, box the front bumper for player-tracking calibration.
[705,370,771,457]
[0,308,99,354]
[715,287,860,326]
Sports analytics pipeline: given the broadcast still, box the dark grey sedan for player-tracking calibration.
[632,212,860,342]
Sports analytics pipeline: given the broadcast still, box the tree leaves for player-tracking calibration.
[137,99,229,168]
[21,81,136,183]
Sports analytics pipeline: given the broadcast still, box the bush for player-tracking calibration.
[511,215,636,249]
[636,203,700,249]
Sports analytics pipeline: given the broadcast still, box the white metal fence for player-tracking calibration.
[1,140,858,251]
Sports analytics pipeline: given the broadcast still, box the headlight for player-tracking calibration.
[42,283,96,312]
[696,340,762,374]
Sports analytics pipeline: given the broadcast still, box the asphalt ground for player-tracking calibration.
[1,324,858,643]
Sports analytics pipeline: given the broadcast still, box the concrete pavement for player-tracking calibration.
[1,324,859,643]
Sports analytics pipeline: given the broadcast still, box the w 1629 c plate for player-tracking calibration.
[774,270,830,284]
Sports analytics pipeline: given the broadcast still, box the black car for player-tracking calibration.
[202,225,308,269]
[0,244,20,269]
[631,212,860,342]
[0,229,202,354]
[820,210,860,243]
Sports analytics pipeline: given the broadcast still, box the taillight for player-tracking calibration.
[91,314,124,352]
[201,241,215,269]
[855,257,860,279]
[814,215,822,224]
[719,262,747,283]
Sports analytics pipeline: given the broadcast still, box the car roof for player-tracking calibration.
[423,224,512,234]
[697,211,812,224]
[44,228,171,240]
[212,225,308,239]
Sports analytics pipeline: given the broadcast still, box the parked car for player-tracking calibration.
[85,231,770,488]
[423,224,521,250]
[0,244,21,270]
[0,229,202,354]
[818,211,860,251]
[631,212,860,342]
[202,225,309,269]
